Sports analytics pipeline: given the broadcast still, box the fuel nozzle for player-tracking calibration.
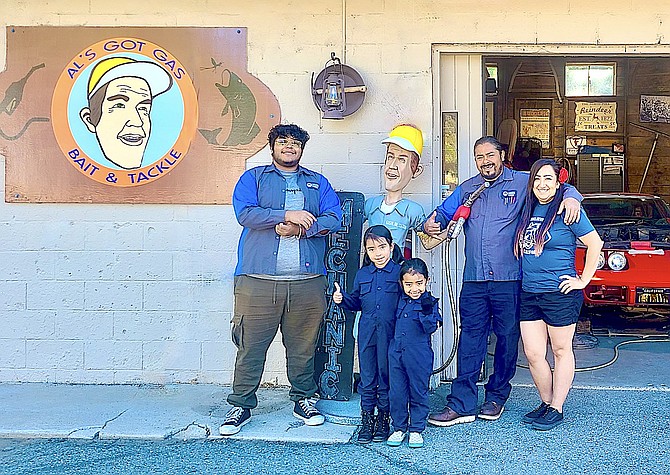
[447,181,490,240]
[448,206,470,240]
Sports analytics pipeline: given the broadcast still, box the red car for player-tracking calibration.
[575,193,670,310]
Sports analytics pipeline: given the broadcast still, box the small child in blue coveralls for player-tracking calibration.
[332,225,403,444]
[387,258,442,449]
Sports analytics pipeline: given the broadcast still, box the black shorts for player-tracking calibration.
[520,290,583,327]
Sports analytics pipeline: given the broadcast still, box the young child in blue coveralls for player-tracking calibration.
[332,225,403,444]
[386,258,442,449]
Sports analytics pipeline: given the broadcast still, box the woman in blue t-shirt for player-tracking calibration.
[514,159,603,431]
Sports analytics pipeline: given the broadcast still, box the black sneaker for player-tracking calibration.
[293,398,325,426]
[531,407,563,431]
[522,402,549,424]
[219,406,251,436]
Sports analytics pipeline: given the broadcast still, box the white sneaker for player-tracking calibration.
[386,430,407,447]
[408,432,424,448]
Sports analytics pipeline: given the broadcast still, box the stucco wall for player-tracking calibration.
[1,0,669,385]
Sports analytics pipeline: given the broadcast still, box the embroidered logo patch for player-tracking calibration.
[502,190,517,205]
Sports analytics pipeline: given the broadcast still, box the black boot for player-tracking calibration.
[373,410,390,442]
[357,410,375,444]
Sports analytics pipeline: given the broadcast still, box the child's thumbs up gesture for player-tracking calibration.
[333,282,343,304]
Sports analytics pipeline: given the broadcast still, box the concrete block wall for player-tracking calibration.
[1,0,669,385]
[0,159,242,383]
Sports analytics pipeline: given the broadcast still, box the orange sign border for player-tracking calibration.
[51,37,198,187]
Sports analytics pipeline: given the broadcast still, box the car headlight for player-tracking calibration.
[596,252,606,270]
[607,251,627,271]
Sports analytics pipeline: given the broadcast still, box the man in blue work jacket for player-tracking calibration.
[219,124,342,436]
[424,136,581,426]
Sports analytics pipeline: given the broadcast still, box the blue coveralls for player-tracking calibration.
[431,167,581,415]
[337,260,401,413]
[389,292,442,433]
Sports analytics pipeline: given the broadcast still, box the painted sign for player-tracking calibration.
[0,27,280,203]
[314,191,365,401]
[574,102,617,132]
[520,108,550,148]
[52,38,198,186]
[565,135,586,156]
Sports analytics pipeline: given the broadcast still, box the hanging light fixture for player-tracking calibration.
[311,52,366,120]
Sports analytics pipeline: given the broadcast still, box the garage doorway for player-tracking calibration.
[432,45,670,382]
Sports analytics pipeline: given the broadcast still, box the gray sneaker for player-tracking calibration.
[408,432,424,448]
[386,430,407,447]
[219,406,251,436]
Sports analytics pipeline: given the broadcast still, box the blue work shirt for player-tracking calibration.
[393,292,442,345]
[232,163,342,276]
[431,167,582,282]
[365,195,426,248]
[337,260,401,348]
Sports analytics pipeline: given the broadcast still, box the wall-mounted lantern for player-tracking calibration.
[311,52,366,119]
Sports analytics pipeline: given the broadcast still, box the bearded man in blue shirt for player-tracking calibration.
[424,136,582,426]
[219,124,342,436]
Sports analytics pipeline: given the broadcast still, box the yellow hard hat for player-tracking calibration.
[382,124,423,157]
[86,56,173,99]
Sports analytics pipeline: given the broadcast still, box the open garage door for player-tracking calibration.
[432,45,670,383]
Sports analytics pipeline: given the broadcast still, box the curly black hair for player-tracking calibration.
[268,124,310,149]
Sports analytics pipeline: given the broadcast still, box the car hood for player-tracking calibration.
[594,221,670,249]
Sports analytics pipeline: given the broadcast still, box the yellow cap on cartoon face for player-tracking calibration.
[86,56,173,99]
[381,124,423,157]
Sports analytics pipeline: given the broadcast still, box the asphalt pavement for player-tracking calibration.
[0,335,669,474]
[1,385,668,475]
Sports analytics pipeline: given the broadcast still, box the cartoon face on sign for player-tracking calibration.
[52,38,198,186]
[79,57,173,170]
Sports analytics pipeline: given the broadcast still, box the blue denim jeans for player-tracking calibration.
[446,281,521,415]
